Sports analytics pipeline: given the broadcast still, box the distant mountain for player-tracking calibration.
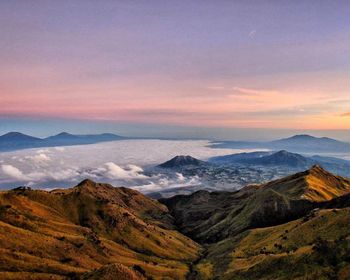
[210,151,271,164]
[210,150,350,176]
[44,132,124,146]
[270,134,350,152]
[211,150,312,166]
[247,150,313,167]
[45,132,80,141]
[210,134,350,153]
[158,155,206,168]
[0,132,41,142]
[0,132,43,150]
[0,131,126,152]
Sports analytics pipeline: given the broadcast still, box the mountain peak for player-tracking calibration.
[0,132,41,141]
[158,155,205,168]
[56,132,73,136]
[290,134,315,139]
[76,178,96,187]
[309,164,326,172]
[2,131,26,137]
[264,165,350,202]
[51,132,78,138]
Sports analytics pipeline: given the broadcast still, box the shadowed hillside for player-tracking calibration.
[194,208,350,279]
[162,165,350,243]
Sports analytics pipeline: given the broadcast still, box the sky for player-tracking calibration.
[1,1,350,140]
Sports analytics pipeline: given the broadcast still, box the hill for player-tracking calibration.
[0,179,200,279]
[158,155,206,168]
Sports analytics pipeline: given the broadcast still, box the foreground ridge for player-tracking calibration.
[0,180,200,279]
[0,166,350,279]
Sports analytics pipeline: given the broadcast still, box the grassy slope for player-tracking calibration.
[264,165,350,202]
[195,208,350,280]
[164,166,350,245]
[0,181,200,280]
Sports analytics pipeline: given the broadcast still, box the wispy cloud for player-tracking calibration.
[207,86,225,91]
[231,87,278,96]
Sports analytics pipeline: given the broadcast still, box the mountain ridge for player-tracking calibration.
[0,131,127,152]
[0,179,200,279]
[1,167,350,279]
[210,134,350,152]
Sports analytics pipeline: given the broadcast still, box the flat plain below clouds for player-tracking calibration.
[0,139,244,191]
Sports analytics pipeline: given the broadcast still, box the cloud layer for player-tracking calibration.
[0,139,238,192]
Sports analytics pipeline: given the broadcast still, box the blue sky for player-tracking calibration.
[1,1,350,140]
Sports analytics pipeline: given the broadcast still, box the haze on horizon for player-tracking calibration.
[1,1,350,140]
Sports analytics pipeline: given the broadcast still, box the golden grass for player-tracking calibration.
[0,183,201,279]
[197,207,350,279]
[194,261,213,280]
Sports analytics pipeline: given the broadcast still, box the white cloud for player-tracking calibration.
[33,153,51,162]
[104,162,148,180]
[1,164,29,180]
[36,149,50,154]
[176,173,185,182]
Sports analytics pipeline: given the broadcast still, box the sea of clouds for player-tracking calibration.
[0,139,242,193]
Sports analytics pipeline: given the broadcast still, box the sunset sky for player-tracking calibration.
[1,1,350,139]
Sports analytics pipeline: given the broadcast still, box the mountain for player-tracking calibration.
[158,155,206,168]
[0,132,43,150]
[270,134,350,152]
[161,166,350,279]
[211,150,312,168]
[248,150,312,167]
[45,132,124,142]
[1,167,350,279]
[0,132,41,142]
[210,150,350,177]
[263,165,350,202]
[45,132,80,141]
[0,179,199,279]
[162,166,350,242]
[209,151,271,164]
[273,134,340,145]
[0,132,126,152]
[210,134,350,153]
